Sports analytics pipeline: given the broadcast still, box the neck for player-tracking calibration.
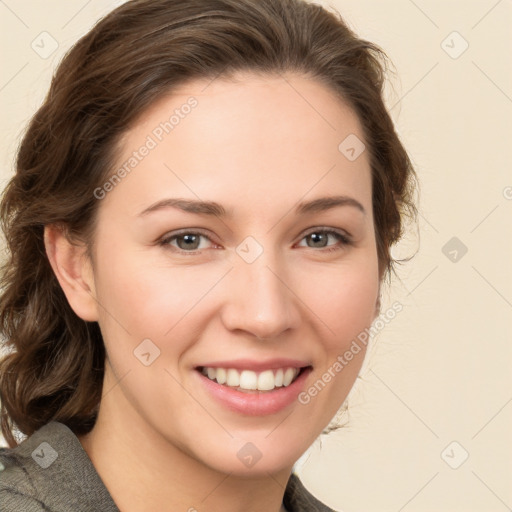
[78,380,292,512]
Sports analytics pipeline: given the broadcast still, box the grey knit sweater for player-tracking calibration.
[0,422,336,511]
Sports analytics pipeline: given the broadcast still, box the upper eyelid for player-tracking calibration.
[301,227,351,239]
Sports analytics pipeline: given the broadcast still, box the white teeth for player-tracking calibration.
[257,370,275,391]
[201,366,301,391]
[283,368,295,387]
[216,367,227,385]
[226,368,240,387]
[239,370,258,390]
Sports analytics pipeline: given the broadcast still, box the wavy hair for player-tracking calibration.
[0,0,417,448]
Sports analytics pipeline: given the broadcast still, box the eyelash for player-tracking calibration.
[158,228,353,255]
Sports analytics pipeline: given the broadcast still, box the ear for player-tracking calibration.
[44,224,99,322]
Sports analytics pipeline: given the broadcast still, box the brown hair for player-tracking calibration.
[0,0,416,448]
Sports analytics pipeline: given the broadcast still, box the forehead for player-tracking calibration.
[134,71,365,147]
[104,72,372,218]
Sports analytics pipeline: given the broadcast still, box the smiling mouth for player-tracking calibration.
[197,366,310,393]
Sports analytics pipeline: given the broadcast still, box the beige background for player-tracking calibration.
[1,1,511,511]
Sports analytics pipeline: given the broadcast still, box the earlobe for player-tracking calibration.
[44,224,99,322]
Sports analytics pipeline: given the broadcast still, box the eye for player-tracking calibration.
[297,228,352,252]
[158,227,352,255]
[159,230,216,252]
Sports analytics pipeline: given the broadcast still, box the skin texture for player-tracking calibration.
[44,72,380,512]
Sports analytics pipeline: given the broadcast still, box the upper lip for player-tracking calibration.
[196,358,312,372]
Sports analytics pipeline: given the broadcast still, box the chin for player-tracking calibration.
[187,427,316,477]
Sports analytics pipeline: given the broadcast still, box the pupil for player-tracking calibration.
[310,233,326,247]
[180,234,199,250]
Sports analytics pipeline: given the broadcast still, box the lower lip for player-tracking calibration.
[196,368,312,416]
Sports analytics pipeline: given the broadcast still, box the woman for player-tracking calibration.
[0,0,416,510]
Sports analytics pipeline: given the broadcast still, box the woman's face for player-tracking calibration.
[87,72,380,475]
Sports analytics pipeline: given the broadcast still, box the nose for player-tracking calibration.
[220,253,301,340]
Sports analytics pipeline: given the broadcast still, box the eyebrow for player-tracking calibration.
[138,195,366,218]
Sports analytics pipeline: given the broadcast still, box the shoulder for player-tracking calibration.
[0,422,57,512]
[0,487,48,512]
[284,472,340,512]
[0,456,47,511]
[0,422,75,510]
[0,421,119,512]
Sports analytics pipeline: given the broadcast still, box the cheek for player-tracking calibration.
[297,258,379,351]
[292,258,379,425]
[97,267,197,331]
[92,247,233,375]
